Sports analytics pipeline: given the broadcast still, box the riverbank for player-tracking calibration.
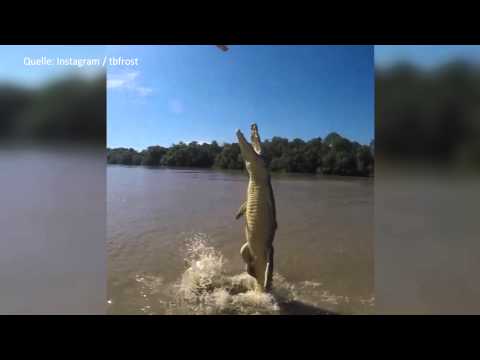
[107,132,374,177]
[107,163,375,179]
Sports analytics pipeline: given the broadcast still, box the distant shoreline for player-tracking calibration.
[107,132,374,178]
[107,163,375,179]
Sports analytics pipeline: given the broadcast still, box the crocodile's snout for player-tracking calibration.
[236,129,246,141]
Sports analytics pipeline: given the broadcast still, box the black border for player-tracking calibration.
[2,13,480,44]
[2,314,478,346]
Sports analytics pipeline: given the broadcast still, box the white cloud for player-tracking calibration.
[124,71,140,81]
[184,139,211,145]
[136,87,153,96]
[106,79,126,88]
[107,71,152,97]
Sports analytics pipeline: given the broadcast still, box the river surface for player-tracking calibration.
[107,166,374,315]
[0,147,105,314]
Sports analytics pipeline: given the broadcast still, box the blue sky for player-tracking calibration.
[375,45,480,69]
[4,45,480,151]
[106,45,374,150]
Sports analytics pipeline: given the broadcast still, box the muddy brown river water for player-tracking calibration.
[107,166,374,315]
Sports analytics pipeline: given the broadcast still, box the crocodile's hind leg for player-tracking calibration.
[240,243,256,278]
[264,246,274,292]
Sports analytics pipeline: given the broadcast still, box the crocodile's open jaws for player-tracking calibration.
[236,124,277,292]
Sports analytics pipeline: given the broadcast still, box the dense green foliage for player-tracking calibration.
[0,74,106,144]
[108,133,374,177]
[376,61,480,167]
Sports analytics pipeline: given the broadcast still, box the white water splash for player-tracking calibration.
[130,233,373,315]
[172,234,284,315]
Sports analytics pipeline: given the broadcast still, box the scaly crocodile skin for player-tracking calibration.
[236,124,277,292]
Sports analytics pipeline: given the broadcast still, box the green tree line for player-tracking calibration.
[108,133,374,177]
[376,61,480,167]
[0,74,106,145]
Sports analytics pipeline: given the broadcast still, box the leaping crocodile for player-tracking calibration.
[235,124,277,292]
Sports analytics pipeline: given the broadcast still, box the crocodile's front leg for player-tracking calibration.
[235,201,247,220]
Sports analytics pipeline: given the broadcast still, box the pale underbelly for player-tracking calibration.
[244,181,275,252]
[245,200,274,252]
